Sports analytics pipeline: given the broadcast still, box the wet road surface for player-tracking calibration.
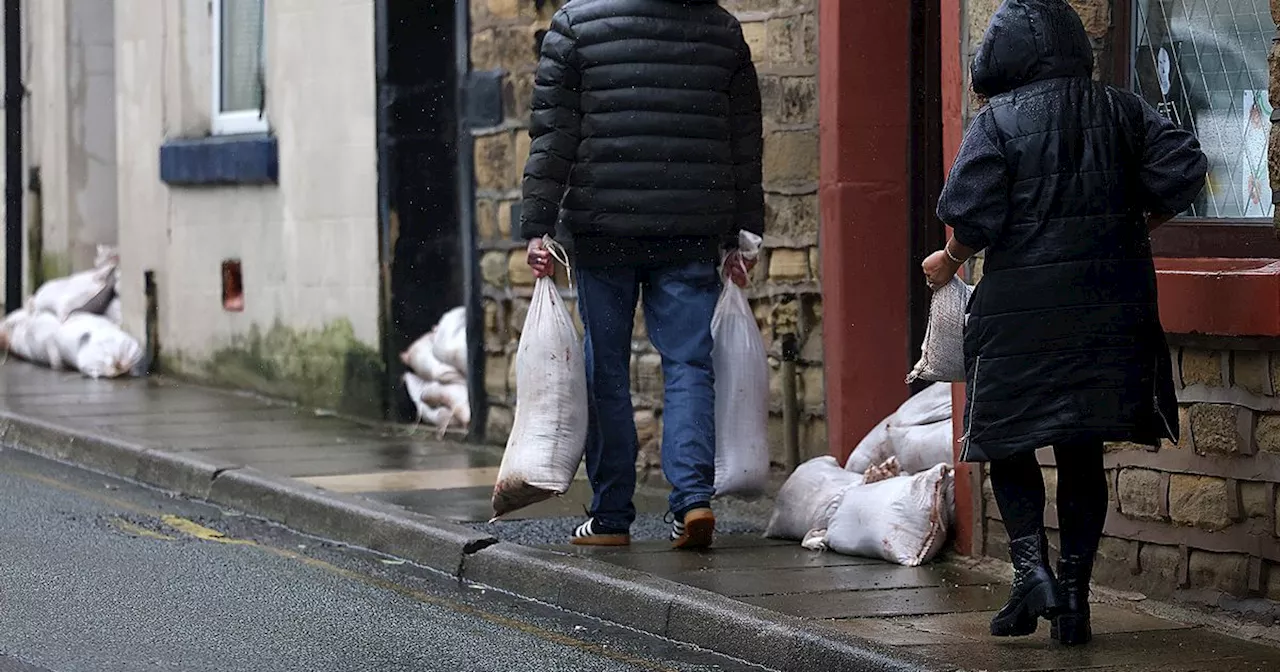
[0,448,770,672]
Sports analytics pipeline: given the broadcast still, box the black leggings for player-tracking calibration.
[989,440,1108,558]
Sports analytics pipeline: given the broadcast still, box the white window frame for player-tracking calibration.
[211,0,268,135]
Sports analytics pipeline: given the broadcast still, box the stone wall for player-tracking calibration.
[966,0,1280,609]
[471,0,824,476]
[980,346,1280,605]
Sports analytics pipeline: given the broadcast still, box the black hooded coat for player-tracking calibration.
[519,0,764,268]
[938,0,1208,462]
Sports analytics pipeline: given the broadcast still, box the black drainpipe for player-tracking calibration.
[5,0,23,314]
[456,0,486,442]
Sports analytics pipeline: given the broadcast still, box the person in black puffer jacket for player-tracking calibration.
[521,0,763,551]
[922,0,1206,647]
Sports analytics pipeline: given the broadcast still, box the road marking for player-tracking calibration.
[109,517,175,541]
[159,515,255,545]
[6,467,683,672]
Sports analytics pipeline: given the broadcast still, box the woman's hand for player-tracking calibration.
[922,249,962,291]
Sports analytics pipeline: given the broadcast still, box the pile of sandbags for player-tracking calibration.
[767,383,960,567]
[845,382,954,475]
[401,306,470,435]
[1,247,142,379]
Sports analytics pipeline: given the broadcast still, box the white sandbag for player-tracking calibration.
[10,312,64,369]
[29,265,116,321]
[845,383,952,473]
[765,456,863,541]
[845,421,892,473]
[712,230,769,498]
[801,528,829,552]
[827,464,953,566]
[894,382,953,426]
[431,307,468,376]
[886,419,954,474]
[907,277,973,383]
[66,314,142,378]
[105,297,122,325]
[492,239,588,519]
[403,372,468,435]
[401,331,464,384]
[0,308,29,352]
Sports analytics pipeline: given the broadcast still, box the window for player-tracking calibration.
[1131,0,1275,220]
[212,0,266,135]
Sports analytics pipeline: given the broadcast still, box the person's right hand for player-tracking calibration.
[527,238,555,278]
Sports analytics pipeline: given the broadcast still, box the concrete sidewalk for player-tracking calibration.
[1,362,1278,671]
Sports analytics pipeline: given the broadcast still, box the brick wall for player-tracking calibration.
[470,0,824,475]
[966,0,1280,605]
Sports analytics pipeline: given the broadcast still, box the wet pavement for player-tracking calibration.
[3,362,1280,671]
[0,448,763,672]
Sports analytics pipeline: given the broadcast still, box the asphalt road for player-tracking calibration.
[0,448,770,672]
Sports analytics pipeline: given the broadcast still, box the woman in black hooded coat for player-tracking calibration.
[922,0,1207,646]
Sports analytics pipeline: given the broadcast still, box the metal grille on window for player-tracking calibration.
[220,0,264,115]
[1133,0,1275,219]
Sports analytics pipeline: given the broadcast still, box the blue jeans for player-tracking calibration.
[576,261,719,532]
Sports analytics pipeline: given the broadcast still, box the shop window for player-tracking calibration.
[1132,0,1274,220]
[212,0,267,135]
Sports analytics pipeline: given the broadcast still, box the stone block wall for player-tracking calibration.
[470,0,824,475]
[981,346,1280,603]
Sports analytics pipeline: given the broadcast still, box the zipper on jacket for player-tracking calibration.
[960,356,980,462]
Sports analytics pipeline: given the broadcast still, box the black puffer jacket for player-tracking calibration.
[938,0,1208,462]
[520,0,764,268]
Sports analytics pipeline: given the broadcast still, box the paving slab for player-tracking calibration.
[745,585,1010,619]
[672,563,995,598]
[903,626,1276,671]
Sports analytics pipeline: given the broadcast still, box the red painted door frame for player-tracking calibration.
[818,0,911,464]
[819,0,976,555]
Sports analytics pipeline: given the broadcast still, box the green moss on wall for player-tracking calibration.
[172,320,385,418]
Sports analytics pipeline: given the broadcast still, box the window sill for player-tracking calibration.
[159,134,278,186]
[1156,257,1280,336]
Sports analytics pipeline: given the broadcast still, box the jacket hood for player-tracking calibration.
[971,0,1093,97]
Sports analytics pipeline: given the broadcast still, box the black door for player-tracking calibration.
[375,0,463,422]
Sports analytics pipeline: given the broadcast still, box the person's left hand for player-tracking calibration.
[922,249,961,291]
[723,250,756,288]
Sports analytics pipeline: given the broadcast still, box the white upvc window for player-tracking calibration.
[212,0,267,135]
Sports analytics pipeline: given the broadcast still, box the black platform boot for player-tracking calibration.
[1050,553,1093,646]
[990,534,1061,637]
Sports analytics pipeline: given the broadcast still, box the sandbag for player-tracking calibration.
[765,456,863,541]
[492,239,588,519]
[60,314,141,378]
[431,307,468,376]
[886,419,954,474]
[11,312,64,369]
[0,309,29,352]
[29,265,116,321]
[894,382,952,426]
[907,276,973,383]
[845,383,952,473]
[403,372,468,435]
[401,331,464,384]
[845,421,892,474]
[827,464,953,566]
[712,230,769,498]
[105,297,122,325]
